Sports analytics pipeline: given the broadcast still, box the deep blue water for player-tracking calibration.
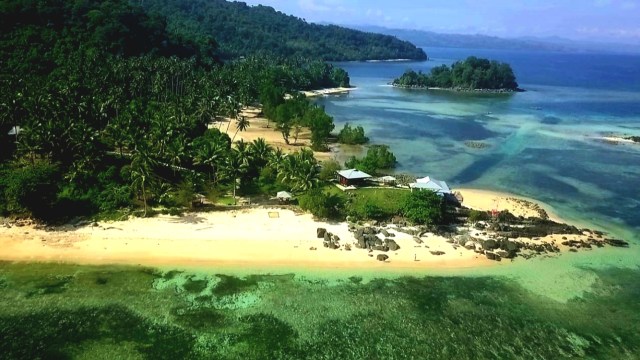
[321,48,640,239]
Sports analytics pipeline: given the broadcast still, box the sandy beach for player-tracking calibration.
[214,107,338,162]
[301,87,354,97]
[0,187,601,270]
[456,188,564,223]
[0,208,494,270]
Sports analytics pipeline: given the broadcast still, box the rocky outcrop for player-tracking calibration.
[377,254,389,262]
[385,239,400,251]
[317,228,327,238]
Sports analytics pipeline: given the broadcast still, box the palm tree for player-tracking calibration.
[130,148,155,216]
[221,149,249,205]
[192,137,227,184]
[249,138,273,168]
[231,115,250,142]
[276,149,320,193]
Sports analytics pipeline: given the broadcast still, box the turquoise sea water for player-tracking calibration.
[2,49,640,358]
[322,48,640,242]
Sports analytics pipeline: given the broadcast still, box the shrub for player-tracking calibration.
[96,184,132,212]
[298,188,345,220]
[1,161,61,218]
[338,123,369,145]
[468,209,490,223]
[345,145,396,175]
[402,190,445,225]
[319,160,341,182]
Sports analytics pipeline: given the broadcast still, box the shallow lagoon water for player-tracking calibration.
[322,48,640,243]
[1,262,640,359]
[2,48,640,358]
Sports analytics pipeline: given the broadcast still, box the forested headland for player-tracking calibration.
[392,56,521,92]
[140,0,428,61]
[0,0,361,221]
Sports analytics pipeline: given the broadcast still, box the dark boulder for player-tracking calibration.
[317,228,327,238]
[324,232,332,242]
[374,245,390,252]
[482,239,499,250]
[377,254,389,262]
[606,239,629,247]
[381,229,391,237]
[504,240,519,252]
[386,239,400,251]
[430,251,445,256]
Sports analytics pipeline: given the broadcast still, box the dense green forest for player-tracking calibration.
[0,0,353,220]
[393,56,520,91]
[140,0,428,61]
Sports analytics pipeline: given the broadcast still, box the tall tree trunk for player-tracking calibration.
[232,178,237,205]
[142,178,147,217]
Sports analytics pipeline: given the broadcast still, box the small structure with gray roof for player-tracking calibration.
[409,176,451,196]
[336,169,372,186]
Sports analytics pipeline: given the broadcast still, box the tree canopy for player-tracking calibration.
[140,0,428,61]
[393,56,520,91]
[0,0,346,220]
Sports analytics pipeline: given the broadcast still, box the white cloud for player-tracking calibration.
[298,0,331,12]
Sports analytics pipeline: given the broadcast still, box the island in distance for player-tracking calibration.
[392,56,525,93]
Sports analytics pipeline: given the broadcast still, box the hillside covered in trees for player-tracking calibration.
[393,57,521,92]
[0,0,350,220]
[140,0,428,61]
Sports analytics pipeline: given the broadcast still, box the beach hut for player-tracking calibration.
[336,169,372,186]
[409,176,451,196]
[379,175,397,185]
[276,191,293,203]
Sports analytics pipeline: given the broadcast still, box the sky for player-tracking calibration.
[239,0,640,44]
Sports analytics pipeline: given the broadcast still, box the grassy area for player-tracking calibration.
[325,185,410,220]
[216,196,237,206]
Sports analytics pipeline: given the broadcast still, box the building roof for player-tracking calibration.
[410,176,451,194]
[7,126,21,136]
[337,169,372,180]
[276,191,293,199]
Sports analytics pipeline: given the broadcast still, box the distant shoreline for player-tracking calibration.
[301,87,355,97]
[391,84,525,93]
[593,135,640,145]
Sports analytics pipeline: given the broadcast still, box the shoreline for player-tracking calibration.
[594,135,639,145]
[391,84,525,93]
[0,208,495,271]
[301,87,355,97]
[0,188,617,272]
[456,188,565,223]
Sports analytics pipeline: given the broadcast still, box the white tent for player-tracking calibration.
[276,191,293,200]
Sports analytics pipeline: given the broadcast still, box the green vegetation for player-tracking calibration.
[403,190,446,225]
[1,262,639,359]
[318,160,342,182]
[298,188,345,220]
[141,0,427,61]
[343,188,411,221]
[345,145,397,175]
[468,209,491,223]
[261,92,336,151]
[338,123,369,145]
[0,0,350,220]
[393,56,520,91]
